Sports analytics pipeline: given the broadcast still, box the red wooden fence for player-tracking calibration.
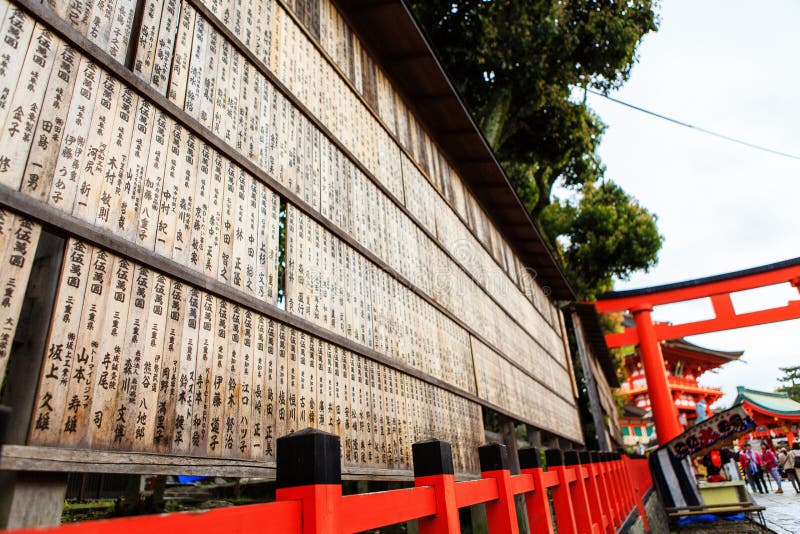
[9,428,653,533]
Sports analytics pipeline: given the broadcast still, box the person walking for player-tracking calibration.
[790,442,800,491]
[779,446,800,493]
[761,442,782,493]
[741,443,767,494]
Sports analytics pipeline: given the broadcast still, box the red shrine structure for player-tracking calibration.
[619,339,742,443]
[594,257,800,445]
[735,387,800,447]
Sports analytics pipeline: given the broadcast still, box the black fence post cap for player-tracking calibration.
[564,450,581,466]
[545,449,563,467]
[590,451,601,464]
[518,447,541,469]
[412,439,454,477]
[478,443,509,472]
[579,451,591,465]
[276,428,341,489]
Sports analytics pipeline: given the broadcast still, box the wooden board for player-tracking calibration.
[5,0,592,482]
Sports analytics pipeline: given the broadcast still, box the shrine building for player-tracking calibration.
[619,338,742,445]
[735,386,800,447]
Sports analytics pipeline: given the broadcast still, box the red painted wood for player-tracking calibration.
[596,462,620,529]
[614,460,632,513]
[521,467,555,534]
[540,471,560,488]
[453,478,499,508]
[583,464,609,533]
[594,263,800,313]
[568,466,597,534]
[340,486,436,533]
[5,456,653,534]
[10,500,302,534]
[622,457,649,531]
[481,469,519,534]
[276,484,342,534]
[415,474,460,534]
[605,301,800,348]
[606,461,624,526]
[632,306,684,445]
[548,466,578,534]
[509,473,535,495]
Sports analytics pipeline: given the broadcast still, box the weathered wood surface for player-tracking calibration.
[0,0,587,485]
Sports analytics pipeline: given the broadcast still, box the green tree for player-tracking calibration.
[541,181,662,300]
[408,0,663,298]
[777,365,800,402]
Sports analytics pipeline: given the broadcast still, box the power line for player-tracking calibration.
[584,87,800,162]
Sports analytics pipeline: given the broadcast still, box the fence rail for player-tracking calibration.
[9,428,652,534]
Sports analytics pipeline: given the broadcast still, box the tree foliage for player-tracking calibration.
[408,0,663,299]
[777,365,800,402]
[542,182,662,299]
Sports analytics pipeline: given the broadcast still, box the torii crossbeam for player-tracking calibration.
[593,257,800,445]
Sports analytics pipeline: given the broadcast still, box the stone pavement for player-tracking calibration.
[750,489,800,534]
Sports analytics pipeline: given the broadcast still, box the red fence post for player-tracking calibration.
[591,452,617,532]
[604,452,624,524]
[545,449,578,534]
[615,453,634,515]
[579,452,609,534]
[413,439,460,534]
[478,443,520,534]
[564,451,597,534]
[622,455,649,531]
[518,448,555,534]
[275,428,342,534]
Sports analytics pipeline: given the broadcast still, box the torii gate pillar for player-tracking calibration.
[631,305,684,445]
[596,256,800,446]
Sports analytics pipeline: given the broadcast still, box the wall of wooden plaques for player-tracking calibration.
[27,238,482,472]
[0,0,582,478]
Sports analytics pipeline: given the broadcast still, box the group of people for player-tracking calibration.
[740,441,800,494]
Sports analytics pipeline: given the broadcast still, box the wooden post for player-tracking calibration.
[571,312,610,451]
[542,433,559,449]
[590,452,616,532]
[563,451,596,534]
[0,231,66,530]
[413,439,460,534]
[581,452,611,534]
[478,443,519,534]
[501,420,530,534]
[621,455,649,531]
[545,450,577,534]
[0,472,68,529]
[275,428,342,534]
[518,448,555,534]
[500,421,520,475]
[525,427,541,449]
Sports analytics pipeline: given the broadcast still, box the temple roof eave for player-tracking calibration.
[735,387,800,418]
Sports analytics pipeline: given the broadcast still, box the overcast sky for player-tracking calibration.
[580,0,800,407]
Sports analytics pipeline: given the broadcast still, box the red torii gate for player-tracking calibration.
[593,257,800,445]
